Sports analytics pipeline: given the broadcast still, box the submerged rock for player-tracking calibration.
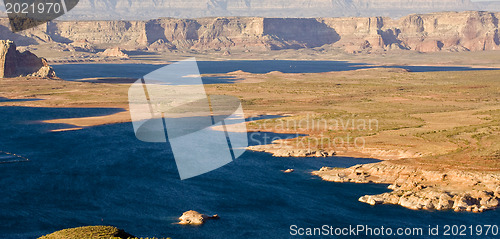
[179,210,219,225]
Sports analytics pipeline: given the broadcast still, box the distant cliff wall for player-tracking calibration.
[0,11,498,53]
[321,11,500,52]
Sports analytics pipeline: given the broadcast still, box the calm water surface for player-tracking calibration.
[52,60,500,81]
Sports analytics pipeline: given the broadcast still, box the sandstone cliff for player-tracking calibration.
[322,11,500,53]
[0,11,498,53]
[0,40,56,78]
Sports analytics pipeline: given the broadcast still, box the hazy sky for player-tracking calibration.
[0,0,499,20]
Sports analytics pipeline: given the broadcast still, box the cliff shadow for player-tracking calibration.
[46,22,74,44]
[378,29,408,49]
[0,25,39,46]
[263,18,340,49]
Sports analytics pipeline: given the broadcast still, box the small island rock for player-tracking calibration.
[179,210,219,225]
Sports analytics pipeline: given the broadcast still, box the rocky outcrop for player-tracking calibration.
[1,11,499,53]
[0,40,56,78]
[100,47,129,58]
[147,39,177,52]
[358,187,500,213]
[69,39,96,52]
[179,210,219,225]
[313,162,500,212]
[248,145,336,158]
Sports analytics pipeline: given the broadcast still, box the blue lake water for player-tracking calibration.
[1,61,499,238]
[52,61,500,82]
[1,108,499,239]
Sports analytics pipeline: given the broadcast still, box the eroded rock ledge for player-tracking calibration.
[249,145,336,158]
[312,162,500,212]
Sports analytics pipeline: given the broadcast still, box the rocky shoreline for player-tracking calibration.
[247,138,500,213]
[248,145,336,158]
[312,162,500,212]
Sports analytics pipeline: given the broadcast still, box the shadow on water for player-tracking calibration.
[52,61,500,83]
[0,106,498,239]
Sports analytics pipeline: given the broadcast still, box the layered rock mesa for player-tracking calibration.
[0,40,56,78]
[1,11,499,53]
